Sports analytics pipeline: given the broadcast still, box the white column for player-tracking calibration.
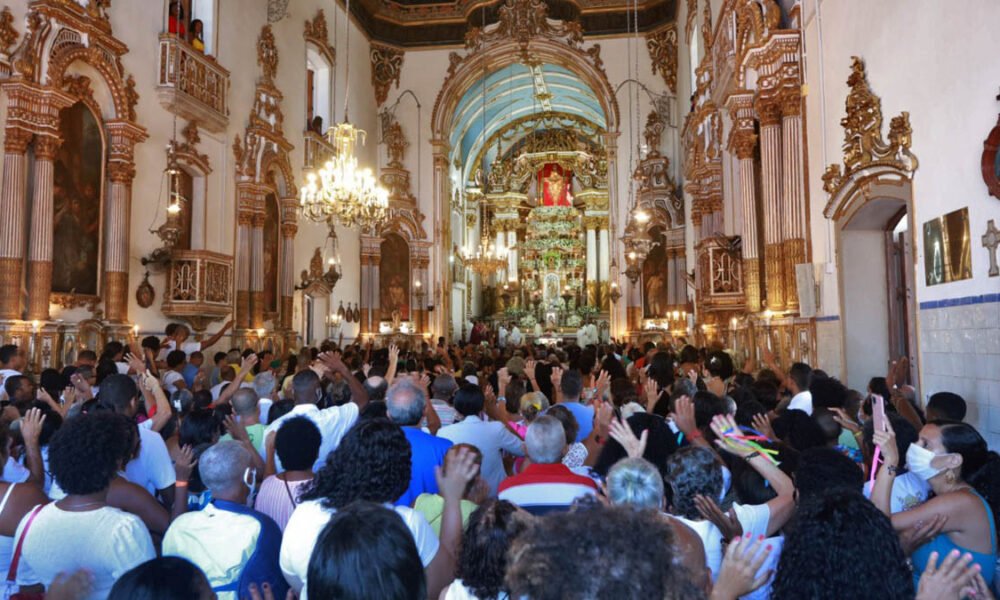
[598,228,610,280]
[496,230,506,284]
[586,227,597,281]
[507,229,517,280]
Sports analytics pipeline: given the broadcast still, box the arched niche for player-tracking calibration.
[827,171,917,391]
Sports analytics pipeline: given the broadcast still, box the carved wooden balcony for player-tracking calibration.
[303,130,336,170]
[157,34,230,133]
[162,250,233,331]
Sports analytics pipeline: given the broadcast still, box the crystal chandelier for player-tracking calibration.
[298,0,388,231]
[465,224,508,276]
[300,123,389,230]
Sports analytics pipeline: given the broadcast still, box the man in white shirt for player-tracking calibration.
[509,324,523,347]
[263,354,369,471]
[438,385,524,496]
[0,344,24,402]
[211,366,237,401]
[159,320,234,361]
[162,350,188,395]
[98,374,177,499]
[497,324,508,349]
[784,362,814,415]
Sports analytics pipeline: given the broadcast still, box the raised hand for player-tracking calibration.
[125,352,145,375]
[436,446,479,502]
[669,395,698,438]
[915,550,980,600]
[695,494,743,542]
[223,415,250,444]
[550,366,563,389]
[872,416,899,467]
[524,359,537,382]
[830,407,861,434]
[595,369,610,401]
[70,372,93,398]
[319,351,348,375]
[710,414,756,458]
[174,444,196,482]
[497,367,511,397]
[751,413,775,441]
[241,353,260,374]
[20,407,46,448]
[608,417,647,459]
[644,377,659,411]
[712,534,773,600]
[388,344,399,363]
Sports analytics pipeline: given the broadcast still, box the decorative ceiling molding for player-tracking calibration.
[343,0,677,47]
[646,24,678,93]
[304,9,336,66]
[370,43,404,107]
[822,56,917,215]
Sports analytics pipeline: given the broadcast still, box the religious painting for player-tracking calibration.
[643,242,669,318]
[923,217,946,286]
[942,208,972,282]
[543,272,561,306]
[539,163,572,206]
[262,194,280,315]
[52,102,103,296]
[380,234,410,320]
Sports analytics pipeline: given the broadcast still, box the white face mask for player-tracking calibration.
[906,444,944,481]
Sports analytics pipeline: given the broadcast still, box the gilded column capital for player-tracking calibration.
[779,86,802,118]
[33,134,62,161]
[582,216,605,231]
[107,161,136,184]
[252,212,266,228]
[281,223,298,238]
[755,96,783,127]
[729,129,758,160]
[237,211,254,227]
[4,127,32,154]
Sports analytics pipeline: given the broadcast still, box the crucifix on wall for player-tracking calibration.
[984,219,1000,277]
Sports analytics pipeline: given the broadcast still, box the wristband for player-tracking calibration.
[743,451,761,462]
[175,480,189,488]
[884,465,899,477]
[686,429,703,440]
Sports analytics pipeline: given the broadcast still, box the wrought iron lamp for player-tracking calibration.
[608,280,622,304]
[622,208,654,284]
[142,141,185,267]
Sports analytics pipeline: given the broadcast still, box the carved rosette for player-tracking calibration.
[371,43,404,107]
[646,25,678,94]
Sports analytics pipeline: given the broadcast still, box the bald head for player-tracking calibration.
[232,388,260,417]
[386,379,426,426]
[525,415,567,464]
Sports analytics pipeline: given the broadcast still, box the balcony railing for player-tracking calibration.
[303,130,336,170]
[157,34,230,133]
[162,250,234,331]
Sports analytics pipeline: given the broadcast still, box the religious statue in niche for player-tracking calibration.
[643,242,669,318]
[379,234,410,320]
[539,163,572,206]
[53,102,102,296]
[263,194,280,314]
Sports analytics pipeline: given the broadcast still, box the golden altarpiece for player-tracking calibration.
[0,0,146,369]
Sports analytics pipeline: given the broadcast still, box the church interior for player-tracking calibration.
[0,0,998,444]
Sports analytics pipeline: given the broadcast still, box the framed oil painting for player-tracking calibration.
[53,102,103,297]
[380,234,410,320]
[642,242,669,318]
[942,207,972,282]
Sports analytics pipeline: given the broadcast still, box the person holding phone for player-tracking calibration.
[872,420,1000,589]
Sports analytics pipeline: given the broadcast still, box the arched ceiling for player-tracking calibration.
[450,62,606,178]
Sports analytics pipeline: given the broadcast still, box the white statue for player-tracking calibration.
[498,324,509,348]
[509,325,523,347]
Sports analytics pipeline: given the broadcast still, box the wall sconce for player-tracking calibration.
[608,281,622,304]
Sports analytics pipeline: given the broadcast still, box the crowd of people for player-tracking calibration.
[0,322,994,600]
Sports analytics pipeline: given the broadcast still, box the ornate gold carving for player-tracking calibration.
[104,270,129,322]
[33,134,61,161]
[822,57,918,204]
[466,0,583,55]
[701,0,713,49]
[644,110,666,155]
[107,161,135,184]
[764,242,784,311]
[51,292,101,312]
[4,126,32,154]
[62,73,93,104]
[778,85,801,117]
[755,96,782,127]
[370,43,403,107]
[27,261,52,321]
[304,9,335,65]
[0,6,19,56]
[281,223,297,238]
[782,237,805,312]
[383,119,408,168]
[0,258,21,319]
[163,250,234,328]
[685,0,697,41]
[743,257,761,312]
[124,74,138,121]
[257,25,278,84]
[729,129,757,160]
[135,271,155,308]
[646,25,678,93]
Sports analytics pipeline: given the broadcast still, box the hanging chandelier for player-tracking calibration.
[300,123,389,230]
[299,0,388,231]
[465,224,508,276]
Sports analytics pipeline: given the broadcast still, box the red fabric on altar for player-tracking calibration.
[539,163,572,206]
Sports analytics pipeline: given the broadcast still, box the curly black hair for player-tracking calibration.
[505,504,703,600]
[665,446,721,519]
[301,418,411,509]
[456,500,533,600]
[49,412,132,495]
[771,489,913,600]
[109,556,212,600]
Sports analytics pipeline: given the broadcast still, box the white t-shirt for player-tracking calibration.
[787,391,813,415]
[732,502,771,539]
[163,370,185,395]
[125,422,176,495]
[263,403,359,472]
[863,471,931,513]
[15,504,155,600]
[158,340,202,361]
[280,499,439,598]
[210,381,231,401]
[674,516,723,582]
[444,579,509,600]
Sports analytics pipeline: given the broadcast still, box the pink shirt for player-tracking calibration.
[254,475,312,532]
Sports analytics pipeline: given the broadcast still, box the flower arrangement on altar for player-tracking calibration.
[519,314,538,329]
[577,305,599,320]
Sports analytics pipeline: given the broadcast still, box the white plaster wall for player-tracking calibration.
[0,0,379,344]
